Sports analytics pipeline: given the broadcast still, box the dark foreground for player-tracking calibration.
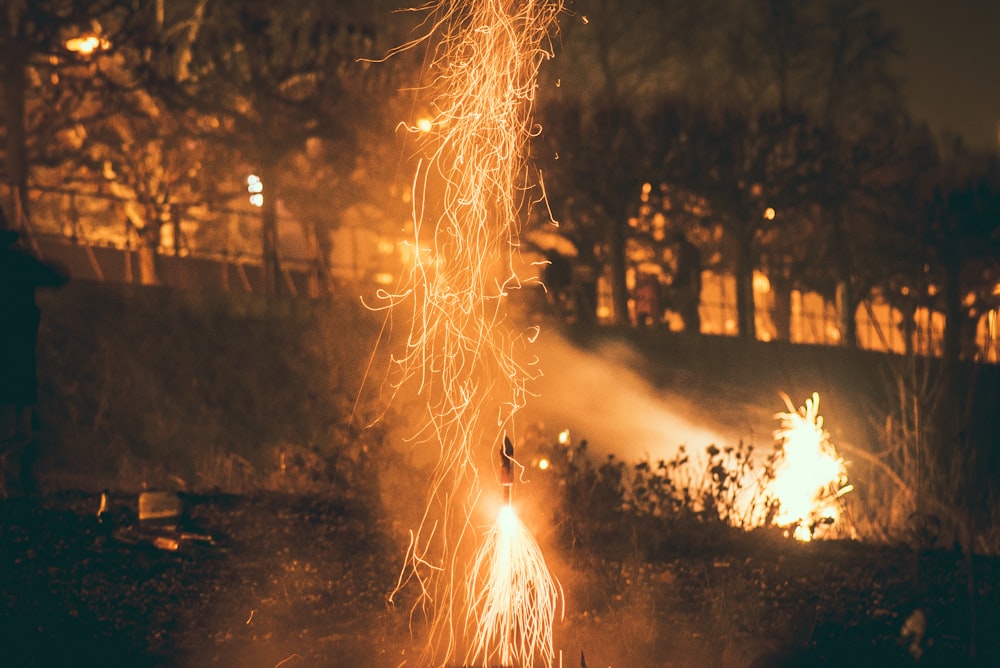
[2,492,998,668]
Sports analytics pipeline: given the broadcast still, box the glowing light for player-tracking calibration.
[247,175,263,208]
[66,34,108,55]
[537,457,550,470]
[416,117,433,133]
[763,207,776,220]
[760,393,850,541]
[465,505,563,667]
[377,1,565,665]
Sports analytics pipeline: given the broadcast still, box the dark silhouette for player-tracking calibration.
[543,249,573,317]
[669,231,702,333]
[1,216,69,496]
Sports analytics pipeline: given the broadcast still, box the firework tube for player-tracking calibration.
[500,436,514,505]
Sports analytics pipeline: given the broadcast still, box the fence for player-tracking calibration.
[31,233,331,299]
[9,183,999,362]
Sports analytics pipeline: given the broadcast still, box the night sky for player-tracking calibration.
[877,0,1000,151]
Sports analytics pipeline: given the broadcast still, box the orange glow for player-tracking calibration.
[66,34,107,55]
[465,505,563,667]
[379,1,564,665]
[760,393,850,541]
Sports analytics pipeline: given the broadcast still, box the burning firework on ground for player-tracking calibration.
[377,1,565,665]
[756,392,853,541]
[463,438,562,667]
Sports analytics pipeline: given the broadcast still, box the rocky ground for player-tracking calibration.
[2,490,999,668]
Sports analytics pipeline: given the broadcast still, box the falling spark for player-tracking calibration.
[763,392,850,541]
[376,0,565,665]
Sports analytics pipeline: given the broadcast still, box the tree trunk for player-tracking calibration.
[138,204,160,285]
[3,45,29,223]
[608,215,630,325]
[942,252,963,367]
[836,280,857,347]
[771,276,792,341]
[829,208,858,347]
[735,232,756,340]
[138,245,159,285]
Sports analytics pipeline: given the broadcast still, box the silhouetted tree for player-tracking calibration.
[634,0,899,341]
[537,0,716,324]
[923,151,1000,365]
[536,100,653,324]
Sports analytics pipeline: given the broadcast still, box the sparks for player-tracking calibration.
[465,505,563,667]
[763,392,851,541]
[377,0,565,665]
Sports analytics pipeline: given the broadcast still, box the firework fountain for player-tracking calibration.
[376,1,565,665]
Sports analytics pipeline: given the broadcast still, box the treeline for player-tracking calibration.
[2,1,999,367]
[534,0,1000,367]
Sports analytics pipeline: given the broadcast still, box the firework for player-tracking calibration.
[764,392,851,541]
[465,503,563,668]
[378,1,565,665]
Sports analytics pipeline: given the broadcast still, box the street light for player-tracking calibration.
[247,175,263,207]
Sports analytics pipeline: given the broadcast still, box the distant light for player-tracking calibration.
[373,272,394,285]
[763,207,776,220]
[66,34,108,55]
[537,458,550,471]
[416,117,433,133]
[247,174,263,207]
[557,429,569,445]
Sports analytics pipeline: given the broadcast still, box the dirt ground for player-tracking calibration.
[2,490,998,668]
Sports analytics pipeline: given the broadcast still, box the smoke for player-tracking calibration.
[520,331,743,463]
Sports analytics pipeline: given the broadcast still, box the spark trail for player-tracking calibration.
[378,1,564,665]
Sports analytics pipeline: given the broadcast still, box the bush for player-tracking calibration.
[33,282,389,505]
